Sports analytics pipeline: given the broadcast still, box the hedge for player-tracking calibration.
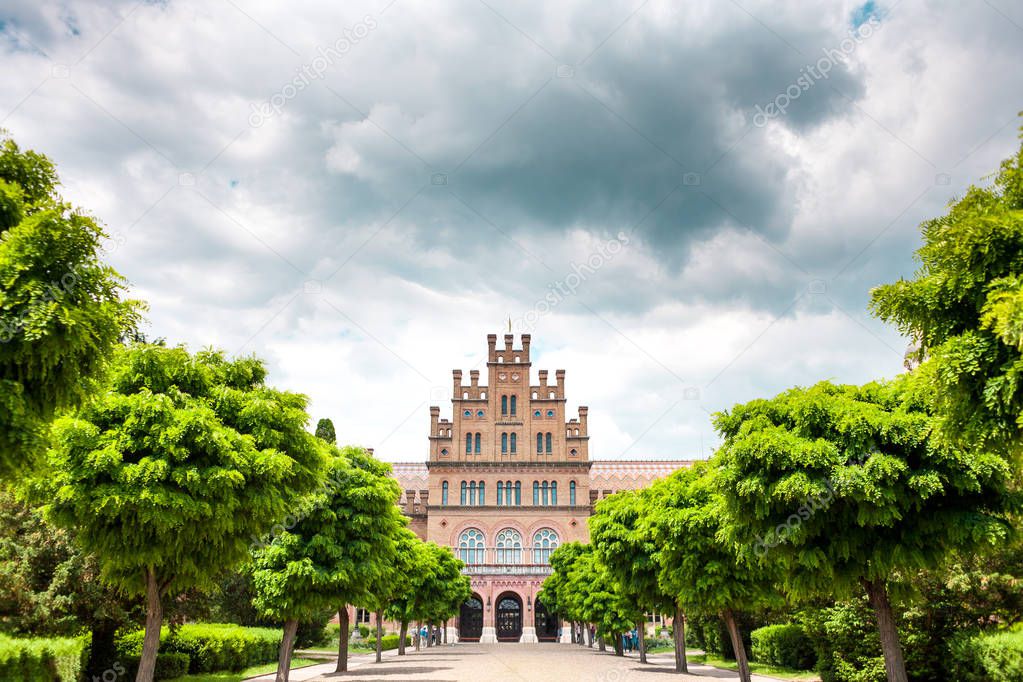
[117,623,281,674]
[123,652,191,681]
[949,628,1023,682]
[0,633,88,682]
[751,623,816,670]
[379,634,412,651]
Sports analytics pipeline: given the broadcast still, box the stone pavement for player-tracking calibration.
[262,643,799,682]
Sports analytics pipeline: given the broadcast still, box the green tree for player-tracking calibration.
[646,464,778,682]
[315,418,336,444]
[714,378,1016,682]
[591,489,684,668]
[43,344,326,682]
[871,126,1023,459]
[360,525,420,663]
[0,134,142,477]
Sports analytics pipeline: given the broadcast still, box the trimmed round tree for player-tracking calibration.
[0,134,141,477]
[360,525,421,663]
[44,344,326,682]
[714,377,1016,682]
[871,128,1023,459]
[645,464,779,682]
[314,418,336,444]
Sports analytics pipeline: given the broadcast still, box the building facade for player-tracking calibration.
[389,333,692,643]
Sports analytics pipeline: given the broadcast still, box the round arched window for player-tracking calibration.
[464,409,472,417]
[458,528,486,565]
[495,528,523,564]
[532,528,560,564]
[546,409,554,417]
[477,410,485,417]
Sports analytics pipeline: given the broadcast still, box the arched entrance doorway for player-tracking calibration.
[459,594,483,641]
[495,592,523,641]
[534,597,558,641]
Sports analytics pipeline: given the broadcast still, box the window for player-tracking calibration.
[542,481,549,506]
[465,433,472,455]
[545,432,552,453]
[551,481,558,505]
[477,410,485,417]
[464,409,471,417]
[510,433,517,454]
[495,528,522,564]
[458,529,485,565]
[536,432,543,453]
[440,448,448,456]
[474,432,481,454]
[570,448,578,456]
[547,409,554,417]
[501,395,508,415]
[510,395,517,415]
[497,481,504,506]
[533,528,559,564]
[534,410,541,417]
[549,391,555,399]
[498,355,504,363]
[501,432,508,454]
[514,481,521,506]
[442,481,449,505]
[533,481,539,505]
[460,481,467,505]
[478,480,485,505]
[356,608,371,624]
[480,391,487,399]
[570,480,576,506]
[469,481,476,506]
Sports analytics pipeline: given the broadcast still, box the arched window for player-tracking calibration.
[474,432,481,454]
[549,391,555,399]
[533,528,560,564]
[501,432,508,454]
[551,481,558,505]
[534,410,541,417]
[480,391,487,399]
[532,391,538,399]
[514,481,521,506]
[542,480,549,506]
[533,481,539,505]
[547,409,554,417]
[465,433,472,455]
[510,395,517,415]
[536,433,543,453]
[497,481,504,506]
[463,392,469,400]
[442,481,449,506]
[458,528,485,565]
[477,409,485,417]
[510,433,517,454]
[498,355,504,363]
[460,481,467,505]
[469,481,477,506]
[478,481,485,505]
[569,480,576,506]
[495,528,522,564]
[545,432,552,453]
[501,395,508,414]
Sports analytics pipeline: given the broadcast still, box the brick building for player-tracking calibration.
[353,333,692,643]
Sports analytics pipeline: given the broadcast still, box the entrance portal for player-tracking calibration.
[459,595,483,641]
[495,592,523,641]
[534,597,558,641]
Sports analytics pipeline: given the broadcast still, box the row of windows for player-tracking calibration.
[463,432,555,455]
[457,527,560,564]
[440,480,577,506]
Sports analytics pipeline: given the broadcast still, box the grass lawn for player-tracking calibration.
[164,658,319,682]
[689,653,820,681]
[301,644,376,654]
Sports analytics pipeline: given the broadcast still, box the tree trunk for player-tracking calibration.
[613,632,623,656]
[673,603,688,673]
[399,620,408,655]
[637,619,647,664]
[722,609,751,682]
[375,610,384,663]
[586,624,592,648]
[135,569,164,682]
[597,629,606,652]
[275,619,299,682]
[335,607,350,673]
[862,578,910,682]
[443,619,448,644]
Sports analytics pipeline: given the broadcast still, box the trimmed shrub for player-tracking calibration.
[378,634,412,651]
[949,628,1023,682]
[0,633,88,682]
[117,623,281,673]
[751,624,815,670]
[357,624,371,639]
[123,652,191,681]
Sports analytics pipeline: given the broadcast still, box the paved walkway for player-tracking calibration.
[259,643,797,682]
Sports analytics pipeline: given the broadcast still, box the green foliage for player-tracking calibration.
[948,627,1023,682]
[0,632,88,682]
[43,344,326,598]
[378,634,411,651]
[751,624,815,670]
[542,542,637,639]
[714,377,1016,599]
[123,652,190,681]
[314,418,336,444]
[385,540,470,628]
[117,623,281,673]
[871,125,1023,458]
[0,133,142,477]
[799,599,886,682]
[251,446,402,623]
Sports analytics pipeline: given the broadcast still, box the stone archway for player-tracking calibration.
[459,594,484,641]
[495,592,523,641]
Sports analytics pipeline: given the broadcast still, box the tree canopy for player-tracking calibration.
[315,418,336,444]
[0,134,141,477]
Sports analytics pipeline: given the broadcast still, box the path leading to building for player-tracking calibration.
[270,643,796,682]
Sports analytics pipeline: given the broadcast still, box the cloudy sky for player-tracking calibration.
[2,0,1021,461]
